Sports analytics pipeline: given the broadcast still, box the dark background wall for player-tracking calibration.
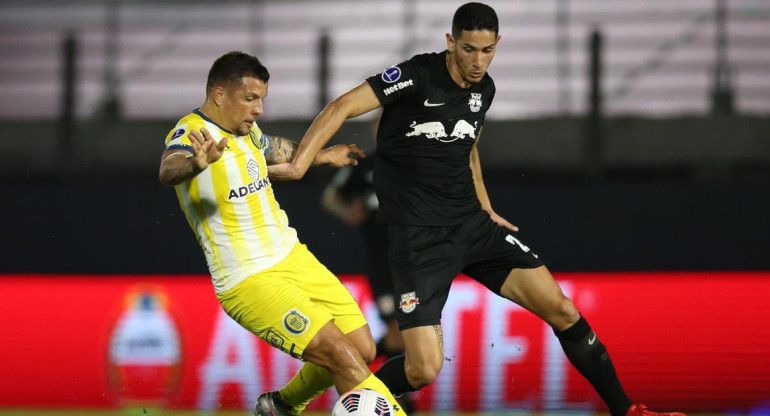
[3,116,768,275]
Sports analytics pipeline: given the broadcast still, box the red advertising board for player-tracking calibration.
[0,273,768,412]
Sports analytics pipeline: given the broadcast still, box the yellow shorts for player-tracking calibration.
[217,243,367,359]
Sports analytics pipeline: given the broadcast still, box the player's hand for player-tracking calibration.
[487,210,519,232]
[189,128,228,171]
[314,144,366,168]
[343,198,369,226]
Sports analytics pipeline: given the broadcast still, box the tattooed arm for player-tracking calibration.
[263,135,299,165]
[262,134,365,175]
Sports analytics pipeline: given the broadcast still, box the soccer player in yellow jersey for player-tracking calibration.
[159,51,408,416]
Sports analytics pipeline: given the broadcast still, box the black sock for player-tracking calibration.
[554,317,632,416]
[375,337,401,359]
[375,337,388,357]
[374,355,418,395]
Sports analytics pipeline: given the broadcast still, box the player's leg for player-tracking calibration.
[460,210,633,416]
[273,244,406,415]
[499,266,684,416]
[302,322,410,416]
[375,324,444,394]
[499,265,579,330]
[374,222,459,395]
[268,326,374,416]
[462,211,683,416]
[499,266,634,416]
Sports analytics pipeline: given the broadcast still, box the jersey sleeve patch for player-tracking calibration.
[366,58,419,105]
[381,66,402,83]
[165,122,192,149]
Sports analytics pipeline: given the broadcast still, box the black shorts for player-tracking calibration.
[387,209,544,330]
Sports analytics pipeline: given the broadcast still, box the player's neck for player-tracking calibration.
[198,102,223,126]
[445,51,471,89]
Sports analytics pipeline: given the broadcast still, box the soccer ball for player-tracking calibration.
[332,388,394,416]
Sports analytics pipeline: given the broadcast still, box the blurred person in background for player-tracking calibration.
[267,3,686,416]
[158,51,409,416]
[322,158,405,360]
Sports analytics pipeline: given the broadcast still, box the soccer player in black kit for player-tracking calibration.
[268,3,686,416]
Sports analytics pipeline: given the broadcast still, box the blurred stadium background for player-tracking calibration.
[1,0,769,415]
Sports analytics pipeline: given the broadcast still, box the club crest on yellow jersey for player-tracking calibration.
[249,130,262,149]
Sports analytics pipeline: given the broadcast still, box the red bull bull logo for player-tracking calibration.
[406,121,447,140]
[406,120,478,143]
[399,291,420,314]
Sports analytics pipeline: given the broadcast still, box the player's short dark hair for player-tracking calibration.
[206,51,270,96]
[452,2,499,37]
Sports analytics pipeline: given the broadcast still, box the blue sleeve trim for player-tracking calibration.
[166,144,193,153]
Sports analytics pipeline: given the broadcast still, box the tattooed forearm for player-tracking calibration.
[264,136,298,164]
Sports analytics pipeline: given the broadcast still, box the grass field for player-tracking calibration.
[0,411,737,416]
[0,411,631,416]
[1,410,246,416]
[0,413,626,416]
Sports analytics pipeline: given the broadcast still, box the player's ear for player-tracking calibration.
[212,86,225,106]
[445,33,455,53]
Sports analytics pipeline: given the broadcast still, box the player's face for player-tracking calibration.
[447,29,500,86]
[222,76,267,136]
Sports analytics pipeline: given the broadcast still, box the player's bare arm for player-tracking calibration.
[265,135,365,168]
[267,81,381,181]
[264,135,299,165]
[159,128,228,186]
[469,128,518,232]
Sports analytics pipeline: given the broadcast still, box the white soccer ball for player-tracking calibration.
[332,388,395,416]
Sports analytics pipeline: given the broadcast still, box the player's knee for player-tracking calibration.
[323,338,363,370]
[305,325,365,370]
[406,356,443,389]
[554,297,580,327]
[344,326,377,364]
[357,337,377,364]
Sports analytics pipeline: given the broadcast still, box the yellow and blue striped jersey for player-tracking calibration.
[164,109,298,294]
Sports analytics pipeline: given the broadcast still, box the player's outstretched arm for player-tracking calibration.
[159,128,228,186]
[265,135,365,170]
[470,128,519,232]
[267,81,380,181]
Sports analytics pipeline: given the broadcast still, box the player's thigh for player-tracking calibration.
[499,266,578,330]
[387,223,461,330]
[283,244,368,336]
[402,325,444,379]
[461,210,543,294]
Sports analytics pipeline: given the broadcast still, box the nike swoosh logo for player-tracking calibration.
[588,332,597,345]
[423,99,445,107]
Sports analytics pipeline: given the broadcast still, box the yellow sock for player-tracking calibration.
[353,373,409,416]
[279,362,333,412]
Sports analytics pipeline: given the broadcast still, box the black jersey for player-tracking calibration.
[366,51,496,226]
